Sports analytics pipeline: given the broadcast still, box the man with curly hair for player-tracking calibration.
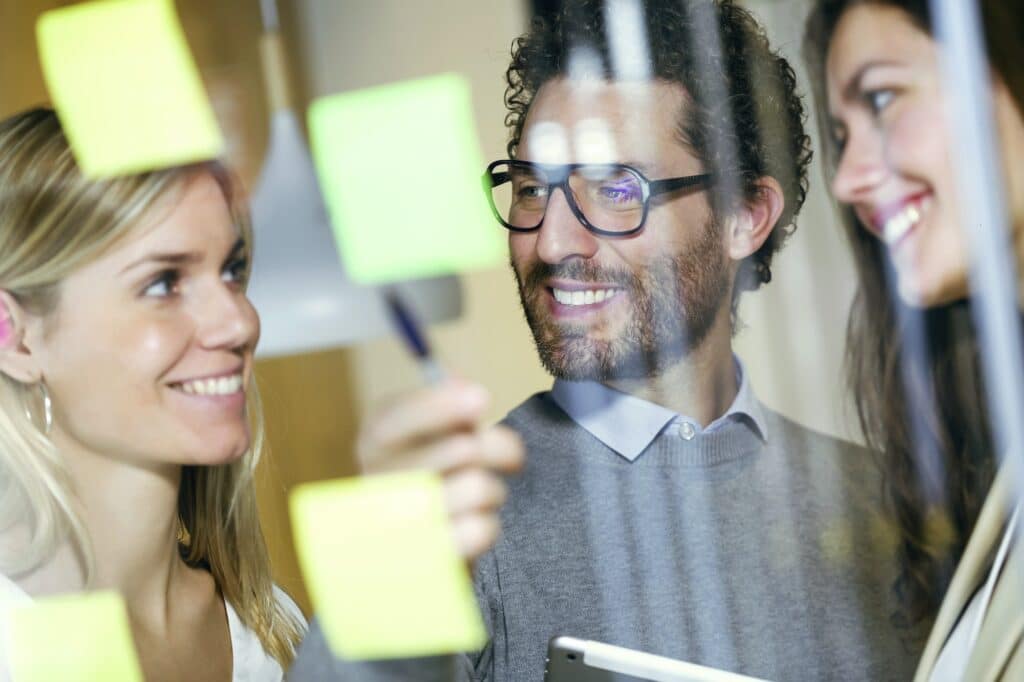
[291,1,920,679]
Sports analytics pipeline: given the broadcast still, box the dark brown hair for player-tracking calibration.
[803,0,1024,627]
[505,0,813,321]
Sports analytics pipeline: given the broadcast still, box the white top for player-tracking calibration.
[929,503,1021,681]
[0,573,306,682]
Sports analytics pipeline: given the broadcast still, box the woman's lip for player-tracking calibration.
[870,191,932,232]
[166,365,245,386]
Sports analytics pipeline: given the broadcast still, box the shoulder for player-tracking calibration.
[761,407,876,467]
[500,391,589,450]
[227,585,307,681]
[272,584,308,631]
[501,391,561,427]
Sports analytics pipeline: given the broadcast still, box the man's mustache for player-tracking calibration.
[519,260,638,294]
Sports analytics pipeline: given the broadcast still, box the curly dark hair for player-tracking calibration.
[804,0,1023,629]
[504,0,813,317]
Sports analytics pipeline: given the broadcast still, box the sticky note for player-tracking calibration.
[289,471,486,660]
[37,0,224,179]
[308,73,505,285]
[7,591,144,682]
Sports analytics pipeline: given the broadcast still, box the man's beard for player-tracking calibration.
[513,221,731,381]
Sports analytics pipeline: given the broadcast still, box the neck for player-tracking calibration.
[603,315,738,425]
[42,432,186,621]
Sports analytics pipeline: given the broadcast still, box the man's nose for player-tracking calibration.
[535,187,600,264]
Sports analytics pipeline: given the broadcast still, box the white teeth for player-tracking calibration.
[883,202,924,245]
[176,374,243,396]
[552,288,620,307]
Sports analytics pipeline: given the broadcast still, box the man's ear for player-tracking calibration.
[727,176,785,262]
[0,290,43,384]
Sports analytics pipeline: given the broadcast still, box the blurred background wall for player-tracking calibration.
[0,0,857,614]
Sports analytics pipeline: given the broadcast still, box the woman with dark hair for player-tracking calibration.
[804,1,1024,679]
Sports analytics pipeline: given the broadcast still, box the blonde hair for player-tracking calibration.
[0,108,303,666]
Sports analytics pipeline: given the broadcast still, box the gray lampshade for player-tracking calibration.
[247,110,462,359]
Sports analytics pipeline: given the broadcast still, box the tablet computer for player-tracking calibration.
[544,636,770,682]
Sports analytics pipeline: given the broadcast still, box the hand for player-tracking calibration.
[357,380,525,563]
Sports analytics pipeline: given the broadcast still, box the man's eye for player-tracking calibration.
[517,184,548,200]
[143,270,179,298]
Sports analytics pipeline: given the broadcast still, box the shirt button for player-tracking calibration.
[678,421,697,441]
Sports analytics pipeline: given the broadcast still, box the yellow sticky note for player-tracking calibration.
[7,591,144,682]
[308,73,506,285]
[36,0,224,178]
[290,471,486,660]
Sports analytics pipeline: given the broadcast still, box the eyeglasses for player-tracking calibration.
[482,159,714,237]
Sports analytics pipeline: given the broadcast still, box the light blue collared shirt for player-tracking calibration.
[550,356,767,461]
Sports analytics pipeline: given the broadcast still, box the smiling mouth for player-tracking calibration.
[878,195,931,247]
[550,286,624,307]
[170,373,244,396]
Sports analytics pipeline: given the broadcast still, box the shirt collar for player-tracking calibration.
[551,356,767,461]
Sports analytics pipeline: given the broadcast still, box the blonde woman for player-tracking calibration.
[0,108,524,680]
[0,106,306,680]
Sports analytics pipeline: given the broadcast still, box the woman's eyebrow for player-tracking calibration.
[841,59,904,101]
[119,238,244,275]
[119,250,202,275]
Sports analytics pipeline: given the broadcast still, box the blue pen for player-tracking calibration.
[383,289,447,385]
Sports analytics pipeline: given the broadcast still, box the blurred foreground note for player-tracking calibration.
[308,73,504,285]
[37,0,224,179]
[290,471,486,660]
[7,591,143,682]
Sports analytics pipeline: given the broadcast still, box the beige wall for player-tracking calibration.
[735,0,861,442]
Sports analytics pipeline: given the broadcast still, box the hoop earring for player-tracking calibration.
[41,382,52,435]
[24,382,52,435]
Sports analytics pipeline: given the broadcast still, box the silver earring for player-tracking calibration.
[24,382,52,435]
[40,382,52,434]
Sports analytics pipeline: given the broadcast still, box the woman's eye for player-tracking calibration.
[864,88,895,115]
[223,257,249,285]
[143,270,180,298]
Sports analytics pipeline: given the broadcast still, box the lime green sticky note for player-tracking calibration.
[308,73,505,285]
[36,0,224,179]
[290,471,486,660]
[7,591,144,681]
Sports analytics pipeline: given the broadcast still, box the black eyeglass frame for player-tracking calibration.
[483,159,714,237]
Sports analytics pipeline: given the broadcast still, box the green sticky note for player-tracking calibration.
[308,73,505,284]
[7,591,144,682]
[36,0,224,179]
[290,471,486,660]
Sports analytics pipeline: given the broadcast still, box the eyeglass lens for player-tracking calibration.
[489,162,645,233]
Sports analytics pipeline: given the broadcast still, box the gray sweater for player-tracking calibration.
[290,392,925,681]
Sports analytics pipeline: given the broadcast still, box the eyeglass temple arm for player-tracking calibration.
[648,173,714,197]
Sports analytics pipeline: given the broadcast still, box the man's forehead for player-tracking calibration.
[519,78,688,165]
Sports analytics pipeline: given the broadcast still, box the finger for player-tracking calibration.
[476,426,526,475]
[364,426,526,476]
[362,432,483,475]
[450,513,501,563]
[442,468,508,517]
[358,381,490,460]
